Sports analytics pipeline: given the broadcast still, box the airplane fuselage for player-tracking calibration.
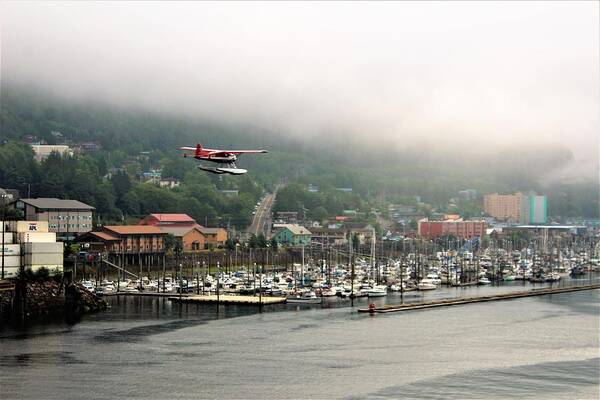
[195,154,237,163]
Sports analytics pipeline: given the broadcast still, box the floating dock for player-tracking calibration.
[169,294,287,305]
[359,284,600,314]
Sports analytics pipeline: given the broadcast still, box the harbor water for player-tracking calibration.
[1,281,598,399]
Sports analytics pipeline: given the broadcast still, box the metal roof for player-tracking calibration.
[20,198,95,210]
[148,213,196,223]
[103,225,165,235]
[277,224,312,235]
[89,231,120,241]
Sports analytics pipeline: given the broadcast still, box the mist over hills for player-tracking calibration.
[0,84,598,219]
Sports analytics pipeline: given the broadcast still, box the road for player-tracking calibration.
[247,192,276,238]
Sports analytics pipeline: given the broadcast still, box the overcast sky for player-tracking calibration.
[1,1,598,163]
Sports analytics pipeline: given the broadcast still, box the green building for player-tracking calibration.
[271,224,312,247]
[520,195,548,224]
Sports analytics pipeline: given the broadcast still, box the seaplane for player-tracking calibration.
[179,143,267,175]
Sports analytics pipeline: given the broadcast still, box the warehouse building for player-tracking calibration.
[13,198,95,240]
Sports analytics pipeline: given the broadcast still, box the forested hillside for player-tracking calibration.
[1,85,598,223]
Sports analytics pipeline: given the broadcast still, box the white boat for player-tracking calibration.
[81,281,95,293]
[321,287,338,297]
[417,279,437,290]
[121,283,139,293]
[340,288,365,298]
[545,272,561,282]
[366,286,388,297]
[478,277,491,285]
[426,274,442,285]
[286,291,321,304]
[503,275,516,281]
[101,282,116,294]
[389,284,404,292]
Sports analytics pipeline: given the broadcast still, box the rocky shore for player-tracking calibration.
[0,279,108,321]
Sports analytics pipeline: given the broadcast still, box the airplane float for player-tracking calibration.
[179,143,267,175]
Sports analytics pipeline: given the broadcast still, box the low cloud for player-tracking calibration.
[1,1,598,179]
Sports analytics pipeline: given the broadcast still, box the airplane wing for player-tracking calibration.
[179,145,267,156]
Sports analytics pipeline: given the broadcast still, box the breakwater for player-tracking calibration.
[359,283,600,314]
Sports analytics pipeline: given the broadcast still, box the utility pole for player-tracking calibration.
[1,194,7,280]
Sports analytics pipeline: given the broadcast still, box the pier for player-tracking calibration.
[359,284,600,314]
[169,294,287,305]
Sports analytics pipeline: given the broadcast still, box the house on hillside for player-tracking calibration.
[271,224,312,246]
[158,178,180,189]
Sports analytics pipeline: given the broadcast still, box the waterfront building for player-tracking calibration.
[83,225,166,254]
[1,219,63,278]
[271,224,312,246]
[502,224,586,236]
[155,225,206,251]
[418,218,486,239]
[139,213,227,247]
[199,227,227,247]
[14,198,95,240]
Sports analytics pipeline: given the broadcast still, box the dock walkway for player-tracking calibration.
[169,294,286,305]
[359,284,600,314]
